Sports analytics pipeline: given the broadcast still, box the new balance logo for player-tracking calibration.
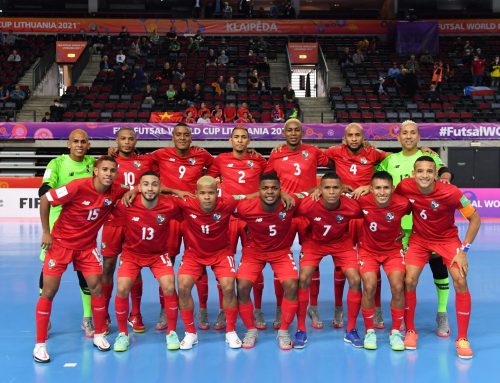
[82,200,91,206]
[168,158,176,162]
[409,199,415,203]
[362,209,369,215]
[313,217,321,221]
[255,218,263,222]
[282,156,289,161]
[227,163,234,167]
[132,217,140,221]
[190,214,198,219]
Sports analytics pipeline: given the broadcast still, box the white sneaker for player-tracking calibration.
[225,331,242,349]
[180,332,198,350]
[33,343,50,363]
[93,333,111,352]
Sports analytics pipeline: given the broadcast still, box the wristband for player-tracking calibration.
[460,241,471,252]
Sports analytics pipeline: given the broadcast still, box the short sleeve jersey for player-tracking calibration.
[149,147,213,193]
[264,144,329,193]
[179,196,239,256]
[357,193,412,254]
[233,195,301,253]
[207,152,267,195]
[395,178,471,242]
[120,195,182,258]
[325,145,387,189]
[297,195,363,249]
[46,178,128,250]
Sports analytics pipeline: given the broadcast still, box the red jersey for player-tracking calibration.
[149,147,213,193]
[233,196,301,253]
[179,196,239,256]
[120,195,182,258]
[46,177,127,250]
[325,145,386,189]
[297,195,363,249]
[224,106,236,121]
[395,178,472,242]
[237,107,250,118]
[207,152,267,195]
[357,193,411,254]
[265,143,329,193]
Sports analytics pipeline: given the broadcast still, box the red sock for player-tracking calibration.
[159,286,164,309]
[334,267,346,307]
[297,288,310,331]
[391,306,405,332]
[91,295,107,334]
[115,295,129,335]
[253,272,264,310]
[361,307,375,332]
[130,280,142,316]
[196,273,209,309]
[375,271,382,308]
[404,290,417,332]
[310,269,320,306]
[163,293,178,333]
[279,298,298,331]
[456,291,471,340]
[238,301,256,330]
[180,309,196,333]
[217,281,224,310]
[346,289,362,332]
[102,282,113,316]
[274,276,283,307]
[225,307,238,332]
[36,296,52,343]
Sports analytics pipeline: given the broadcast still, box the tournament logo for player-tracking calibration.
[213,213,221,221]
[302,150,309,159]
[278,211,287,220]
[188,158,196,165]
[336,214,344,223]
[430,200,440,210]
[48,259,56,269]
[133,160,141,168]
[157,214,165,223]
[103,198,112,206]
[360,157,368,165]
[386,212,395,222]
[247,160,254,168]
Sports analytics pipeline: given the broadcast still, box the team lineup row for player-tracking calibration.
[33,119,479,363]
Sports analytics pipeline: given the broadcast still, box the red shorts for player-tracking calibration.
[237,248,298,283]
[43,240,102,277]
[349,219,363,246]
[101,223,125,257]
[229,217,247,254]
[293,216,309,245]
[168,219,182,258]
[300,241,358,271]
[118,251,174,280]
[405,235,462,269]
[178,249,236,281]
[358,247,405,275]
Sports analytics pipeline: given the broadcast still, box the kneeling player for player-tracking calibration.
[296,172,364,348]
[357,171,411,351]
[396,156,480,359]
[113,171,182,352]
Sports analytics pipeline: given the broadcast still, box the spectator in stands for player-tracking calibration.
[185,109,197,123]
[490,55,500,87]
[10,85,26,109]
[356,38,369,52]
[271,104,285,122]
[223,2,233,19]
[462,49,474,68]
[401,68,418,98]
[7,49,21,62]
[419,51,434,65]
[161,62,173,82]
[248,69,259,88]
[368,37,378,54]
[206,49,218,67]
[211,104,224,123]
[129,38,141,59]
[286,104,301,120]
[387,62,401,79]
[256,37,269,54]
[452,37,464,54]
[176,81,191,106]
[463,40,473,53]
[192,83,204,103]
[373,76,388,96]
[218,50,229,67]
[41,112,51,122]
[257,78,272,96]
[248,49,257,65]
[0,86,10,102]
[119,26,130,39]
[115,50,126,65]
[236,111,254,123]
[168,38,181,53]
[113,63,130,94]
[149,28,160,46]
[139,36,152,56]
[91,32,106,54]
[198,102,210,118]
[174,62,186,81]
[166,84,177,102]
[185,104,198,118]
[282,83,296,103]
[219,37,229,52]
[270,2,279,18]
[166,27,177,42]
[224,102,237,122]
[431,60,446,89]
[427,83,440,103]
[4,30,17,46]
[239,0,252,17]
[197,110,211,123]
[143,84,156,105]
[471,55,486,86]
[339,47,353,68]
[213,75,225,96]
[237,102,250,119]
[187,37,199,54]
[100,55,113,72]
[283,1,296,18]
[257,56,270,72]
[405,54,419,73]
[226,76,239,94]
[128,64,145,93]
[193,0,202,18]
[352,49,365,65]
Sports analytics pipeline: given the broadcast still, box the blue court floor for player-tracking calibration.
[1,220,499,383]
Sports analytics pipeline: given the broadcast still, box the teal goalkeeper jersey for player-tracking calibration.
[376,150,443,230]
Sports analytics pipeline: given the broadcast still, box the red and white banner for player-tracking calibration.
[288,42,318,64]
[56,41,87,63]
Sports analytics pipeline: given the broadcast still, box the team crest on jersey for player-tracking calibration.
[386,212,395,222]
[336,214,345,223]
[302,150,309,159]
[101,242,106,249]
[247,160,254,168]
[103,198,112,206]
[255,218,263,222]
[227,163,234,168]
[213,213,221,221]
[278,211,287,220]
[362,209,369,215]
[188,158,196,165]
[48,259,56,269]
[133,160,141,168]
[157,214,165,223]
[360,157,368,164]
[314,217,322,221]
[430,200,440,210]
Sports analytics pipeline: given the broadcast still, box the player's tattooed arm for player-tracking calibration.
[39,195,52,250]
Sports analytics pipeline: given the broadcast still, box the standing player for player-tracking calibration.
[176,176,241,349]
[395,156,480,359]
[235,172,302,350]
[325,123,388,329]
[377,120,453,337]
[295,172,364,348]
[207,126,268,330]
[34,156,127,363]
[265,118,331,329]
[101,127,155,333]
[38,129,96,337]
[357,171,411,351]
[112,171,182,352]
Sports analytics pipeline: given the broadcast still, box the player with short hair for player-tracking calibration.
[176,176,242,349]
[34,156,128,363]
[112,171,182,352]
[207,126,268,330]
[357,171,411,351]
[235,172,303,350]
[377,120,453,337]
[265,118,332,330]
[395,156,480,359]
[294,172,364,348]
[38,129,96,337]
